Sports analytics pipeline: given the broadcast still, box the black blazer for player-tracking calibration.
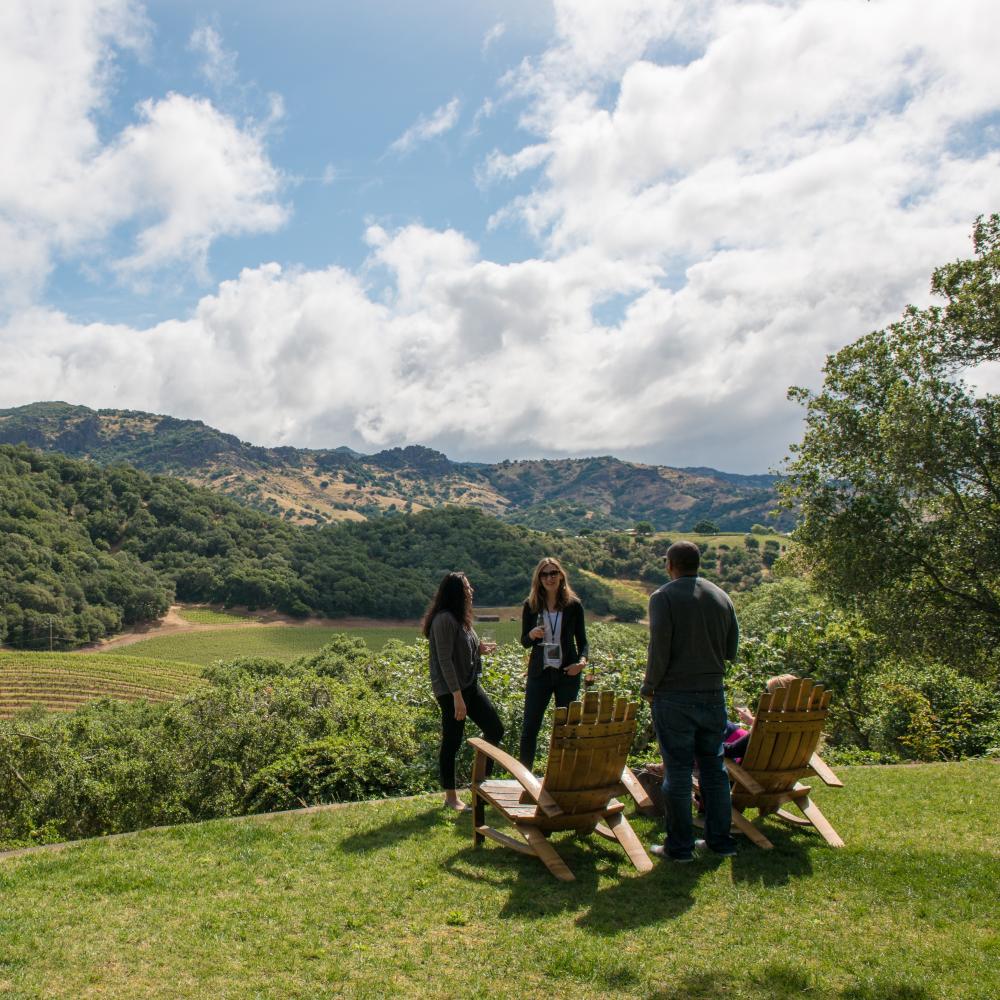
[520,598,588,678]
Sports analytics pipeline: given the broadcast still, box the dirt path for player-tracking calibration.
[86,606,421,651]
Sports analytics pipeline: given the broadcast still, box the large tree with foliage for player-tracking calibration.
[781,216,1000,679]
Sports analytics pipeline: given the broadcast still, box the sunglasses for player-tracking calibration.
[540,570,561,578]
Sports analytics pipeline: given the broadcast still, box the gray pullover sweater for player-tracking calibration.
[640,575,739,696]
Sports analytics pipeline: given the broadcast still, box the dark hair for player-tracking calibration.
[421,572,473,637]
[666,540,700,575]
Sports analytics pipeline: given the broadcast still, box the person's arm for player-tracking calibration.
[520,601,542,648]
[640,590,671,699]
[564,601,588,676]
[431,614,463,696]
[726,603,740,663]
[574,601,589,662]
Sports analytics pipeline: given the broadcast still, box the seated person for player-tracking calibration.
[723,673,797,762]
[693,674,798,817]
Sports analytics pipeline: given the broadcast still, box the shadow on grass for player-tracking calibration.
[338,802,462,853]
[727,820,815,886]
[442,826,701,929]
[644,965,934,1000]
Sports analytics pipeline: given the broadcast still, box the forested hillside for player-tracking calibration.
[0,444,781,649]
[0,402,790,532]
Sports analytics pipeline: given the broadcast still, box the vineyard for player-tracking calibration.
[0,652,204,718]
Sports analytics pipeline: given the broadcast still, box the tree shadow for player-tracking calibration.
[643,964,934,1000]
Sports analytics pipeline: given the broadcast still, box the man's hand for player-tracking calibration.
[453,690,467,721]
[641,691,653,703]
[565,662,583,676]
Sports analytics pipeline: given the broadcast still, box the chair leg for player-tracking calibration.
[604,812,653,873]
[774,808,812,827]
[731,808,774,849]
[472,790,485,847]
[520,825,575,881]
[795,796,845,848]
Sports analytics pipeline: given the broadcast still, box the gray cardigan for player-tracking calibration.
[428,612,481,697]
[641,575,739,696]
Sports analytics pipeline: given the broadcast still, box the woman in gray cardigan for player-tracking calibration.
[422,571,504,811]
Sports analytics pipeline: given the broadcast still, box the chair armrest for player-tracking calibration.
[467,738,562,817]
[620,767,653,809]
[809,753,844,787]
[724,759,765,795]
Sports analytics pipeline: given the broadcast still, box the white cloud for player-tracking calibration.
[188,24,238,91]
[482,22,506,55]
[2,0,998,472]
[389,97,461,156]
[0,0,286,308]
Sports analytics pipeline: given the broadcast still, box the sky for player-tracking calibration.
[1,0,998,473]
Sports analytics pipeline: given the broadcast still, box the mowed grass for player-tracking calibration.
[102,619,529,667]
[0,761,996,999]
[0,652,204,719]
[175,608,261,625]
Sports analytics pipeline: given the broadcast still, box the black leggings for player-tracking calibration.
[436,682,504,789]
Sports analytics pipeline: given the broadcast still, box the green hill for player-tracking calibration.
[0,401,791,532]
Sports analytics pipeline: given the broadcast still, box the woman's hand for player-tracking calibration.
[528,625,545,640]
[736,705,754,726]
[453,690,467,721]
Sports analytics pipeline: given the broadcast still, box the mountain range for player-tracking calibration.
[0,401,790,532]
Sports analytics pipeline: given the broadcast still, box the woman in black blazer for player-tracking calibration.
[518,557,589,768]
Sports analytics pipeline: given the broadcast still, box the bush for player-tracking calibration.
[0,625,658,849]
[861,659,1000,761]
[608,596,645,622]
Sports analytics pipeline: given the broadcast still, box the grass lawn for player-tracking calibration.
[102,620,530,667]
[174,609,261,625]
[1,760,996,999]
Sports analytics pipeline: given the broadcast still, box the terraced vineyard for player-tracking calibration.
[0,652,204,719]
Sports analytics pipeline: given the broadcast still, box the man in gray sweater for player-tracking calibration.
[641,540,739,861]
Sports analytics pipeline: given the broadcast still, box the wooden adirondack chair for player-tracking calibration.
[468,690,654,881]
[696,677,844,849]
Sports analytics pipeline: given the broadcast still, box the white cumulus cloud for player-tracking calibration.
[2,0,999,472]
[0,0,287,308]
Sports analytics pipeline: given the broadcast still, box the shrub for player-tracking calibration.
[861,659,1000,761]
[608,597,645,622]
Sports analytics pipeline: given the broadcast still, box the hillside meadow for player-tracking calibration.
[0,760,996,999]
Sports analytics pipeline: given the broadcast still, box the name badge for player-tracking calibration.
[543,642,562,669]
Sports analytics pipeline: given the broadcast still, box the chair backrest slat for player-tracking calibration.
[541,691,638,815]
[738,678,832,782]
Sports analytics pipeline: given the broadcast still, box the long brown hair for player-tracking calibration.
[527,557,578,613]
[421,571,473,637]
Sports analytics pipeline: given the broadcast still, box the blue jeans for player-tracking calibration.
[518,669,581,768]
[652,691,736,858]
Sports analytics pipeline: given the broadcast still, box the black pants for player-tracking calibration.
[518,669,581,769]
[436,682,504,789]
